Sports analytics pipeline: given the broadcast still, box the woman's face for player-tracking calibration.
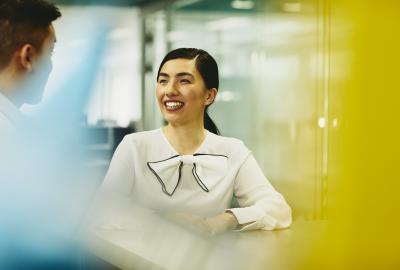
[156,58,215,126]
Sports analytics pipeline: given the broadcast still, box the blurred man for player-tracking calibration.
[0,2,69,269]
[0,0,61,135]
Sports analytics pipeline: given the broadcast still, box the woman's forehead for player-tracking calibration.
[161,58,198,74]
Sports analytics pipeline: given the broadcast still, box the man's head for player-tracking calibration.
[0,0,61,106]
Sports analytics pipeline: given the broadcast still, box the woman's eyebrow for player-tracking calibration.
[176,72,194,79]
[158,72,169,78]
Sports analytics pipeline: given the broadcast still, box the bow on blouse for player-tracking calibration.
[147,153,228,196]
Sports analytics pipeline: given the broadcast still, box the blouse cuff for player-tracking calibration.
[226,207,286,231]
[226,206,264,225]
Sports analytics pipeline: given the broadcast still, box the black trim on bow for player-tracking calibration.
[147,154,181,196]
[192,163,209,192]
[193,153,228,158]
[147,153,229,196]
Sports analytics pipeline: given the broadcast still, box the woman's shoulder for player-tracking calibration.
[120,129,162,147]
[208,132,245,146]
[206,132,250,155]
[204,132,251,166]
[124,129,160,139]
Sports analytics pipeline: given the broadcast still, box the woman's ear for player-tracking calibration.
[17,44,37,73]
[205,88,218,106]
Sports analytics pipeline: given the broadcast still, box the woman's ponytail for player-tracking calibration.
[204,109,219,135]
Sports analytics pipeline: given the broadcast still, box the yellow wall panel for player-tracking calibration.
[300,0,400,268]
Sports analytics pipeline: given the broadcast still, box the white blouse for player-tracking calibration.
[100,128,292,231]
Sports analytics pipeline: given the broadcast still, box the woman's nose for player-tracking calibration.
[165,83,179,97]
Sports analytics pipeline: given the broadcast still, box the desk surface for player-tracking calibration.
[86,210,327,270]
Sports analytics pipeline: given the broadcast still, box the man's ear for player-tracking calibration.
[18,44,37,72]
[205,88,218,106]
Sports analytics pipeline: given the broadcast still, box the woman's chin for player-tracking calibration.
[163,114,181,124]
[163,110,183,120]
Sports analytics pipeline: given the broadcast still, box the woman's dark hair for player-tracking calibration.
[157,48,220,135]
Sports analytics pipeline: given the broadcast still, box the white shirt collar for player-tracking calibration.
[0,91,25,127]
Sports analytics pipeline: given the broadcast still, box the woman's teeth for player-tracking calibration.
[165,101,184,110]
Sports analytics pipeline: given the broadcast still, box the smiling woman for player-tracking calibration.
[156,48,219,137]
[97,48,292,235]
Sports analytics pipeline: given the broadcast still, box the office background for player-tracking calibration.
[23,0,400,268]
[36,0,327,222]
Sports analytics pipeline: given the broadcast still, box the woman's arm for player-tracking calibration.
[101,136,135,194]
[163,211,238,236]
[89,136,136,229]
[227,154,292,231]
[165,149,291,235]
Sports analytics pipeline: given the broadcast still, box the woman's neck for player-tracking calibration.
[163,122,206,155]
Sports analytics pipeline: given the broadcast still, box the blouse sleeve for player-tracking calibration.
[227,153,292,231]
[89,136,136,229]
[101,136,135,194]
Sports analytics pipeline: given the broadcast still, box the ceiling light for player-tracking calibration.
[318,117,326,128]
[231,0,255,10]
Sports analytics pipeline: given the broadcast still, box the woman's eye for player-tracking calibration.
[181,79,191,84]
[158,79,167,84]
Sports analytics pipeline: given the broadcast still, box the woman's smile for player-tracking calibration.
[164,100,185,111]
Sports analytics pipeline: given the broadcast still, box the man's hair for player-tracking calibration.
[0,0,61,70]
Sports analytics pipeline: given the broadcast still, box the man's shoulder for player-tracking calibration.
[0,112,15,132]
[0,112,18,142]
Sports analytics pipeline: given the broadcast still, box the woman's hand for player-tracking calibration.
[202,211,239,235]
[163,211,239,236]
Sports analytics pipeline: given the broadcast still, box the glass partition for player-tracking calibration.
[142,0,329,220]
